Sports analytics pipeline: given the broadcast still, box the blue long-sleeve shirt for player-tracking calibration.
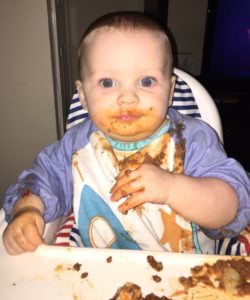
[3,108,250,239]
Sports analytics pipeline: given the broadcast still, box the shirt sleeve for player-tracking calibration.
[183,116,250,238]
[3,130,75,223]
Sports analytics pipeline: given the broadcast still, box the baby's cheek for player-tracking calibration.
[91,113,107,127]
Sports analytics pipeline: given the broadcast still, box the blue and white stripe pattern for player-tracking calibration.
[217,236,241,256]
[171,77,201,118]
[66,92,89,129]
[66,76,201,129]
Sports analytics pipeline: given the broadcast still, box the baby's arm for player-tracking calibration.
[159,170,238,229]
[2,192,45,255]
[110,163,238,229]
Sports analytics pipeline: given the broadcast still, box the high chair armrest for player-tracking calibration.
[43,215,67,245]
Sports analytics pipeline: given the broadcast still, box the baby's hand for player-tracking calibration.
[110,163,173,214]
[2,208,45,255]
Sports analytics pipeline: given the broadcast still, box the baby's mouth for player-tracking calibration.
[113,111,143,122]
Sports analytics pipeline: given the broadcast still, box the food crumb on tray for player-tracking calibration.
[147,255,163,272]
[109,282,171,300]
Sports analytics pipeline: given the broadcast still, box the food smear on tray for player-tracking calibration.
[52,255,250,300]
[172,257,250,299]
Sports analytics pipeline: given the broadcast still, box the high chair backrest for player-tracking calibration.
[173,68,223,142]
[67,68,223,142]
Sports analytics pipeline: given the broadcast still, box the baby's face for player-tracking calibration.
[77,28,175,142]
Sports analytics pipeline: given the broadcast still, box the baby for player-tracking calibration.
[2,11,250,255]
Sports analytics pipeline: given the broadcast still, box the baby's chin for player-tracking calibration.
[104,130,154,142]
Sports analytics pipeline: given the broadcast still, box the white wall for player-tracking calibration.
[168,0,208,75]
[66,0,207,85]
[0,1,57,204]
[67,0,144,88]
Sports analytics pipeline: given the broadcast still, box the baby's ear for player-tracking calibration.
[168,75,176,107]
[75,80,87,110]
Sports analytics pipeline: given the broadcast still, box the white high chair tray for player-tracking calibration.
[1,244,247,300]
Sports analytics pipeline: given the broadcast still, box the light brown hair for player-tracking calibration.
[78,11,173,80]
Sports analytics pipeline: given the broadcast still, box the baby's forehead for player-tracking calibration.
[83,26,117,44]
[79,25,173,77]
[82,26,168,47]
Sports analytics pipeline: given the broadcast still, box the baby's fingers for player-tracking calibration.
[11,225,42,253]
[118,193,145,214]
[111,176,143,202]
[116,163,141,180]
[2,215,44,255]
[111,168,137,196]
[22,224,44,248]
[2,232,26,255]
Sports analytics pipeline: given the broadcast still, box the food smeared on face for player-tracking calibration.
[98,106,160,141]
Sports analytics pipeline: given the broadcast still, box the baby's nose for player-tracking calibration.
[117,90,139,106]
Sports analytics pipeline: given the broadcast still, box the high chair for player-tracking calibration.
[0,68,249,255]
[173,68,223,142]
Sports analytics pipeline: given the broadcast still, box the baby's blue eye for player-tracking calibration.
[140,77,155,87]
[100,78,114,88]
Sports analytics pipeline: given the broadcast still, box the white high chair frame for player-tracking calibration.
[173,68,223,142]
[0,68,224,247]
